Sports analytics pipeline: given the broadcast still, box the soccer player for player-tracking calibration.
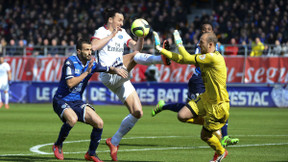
[90,8,169,161]
[152,23,239,147]
[52,39,128,162]
[154,31,229,161]
[0,56,11,109]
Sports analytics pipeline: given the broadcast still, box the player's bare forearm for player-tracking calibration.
[129,38,144,51]
[108,67,129,78]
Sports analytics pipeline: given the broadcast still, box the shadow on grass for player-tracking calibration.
[0,156,82,161]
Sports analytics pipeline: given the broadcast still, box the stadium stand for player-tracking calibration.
[0,0,287,56]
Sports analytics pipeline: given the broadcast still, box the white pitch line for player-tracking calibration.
[0,135,287,157]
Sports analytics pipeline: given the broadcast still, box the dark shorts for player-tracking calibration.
[187,73,205,100]
[53,96,94,123]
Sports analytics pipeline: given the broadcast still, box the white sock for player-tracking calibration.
[111,114,138,146]
[133,53,163,65]
[4,92,9,104]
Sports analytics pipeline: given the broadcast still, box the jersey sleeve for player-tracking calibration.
[64,59,75,80]
[91,28,104,40]
[91,61,109,73]
[5,63,11,72]
[195,53,216,65]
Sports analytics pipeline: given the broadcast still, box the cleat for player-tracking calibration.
[5,104,9,109]
[210,149,228,162]
[210,152,218,162]
[221,136,239,147]
[0,102,3,108]
[84,152,103,162]
[52,144,64,160]
[106,137,119,161]
[161,40,171,65]
[152,100,165,117]
[173,30,183,46]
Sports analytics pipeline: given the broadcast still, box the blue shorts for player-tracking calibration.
[187,72,205,100]
[53,96,95,123]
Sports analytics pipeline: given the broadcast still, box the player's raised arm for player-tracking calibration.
[173,30,197,64]
[128,37,144,51]
[91,26,121,51]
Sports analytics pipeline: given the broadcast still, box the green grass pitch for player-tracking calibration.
[0,104,287,162]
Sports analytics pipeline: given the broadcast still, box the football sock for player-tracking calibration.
[88,128,103,156]
[55,123,73,146]
[133,53,163,65]
[4,92,9,104]
[206,134,225,155]
[0,93,2,102]
[162,103,185,112]
[221,121,228,137]
[111,114,138,146]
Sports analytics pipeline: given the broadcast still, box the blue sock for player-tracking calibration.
[88,128,103,156]
[221,120,228,137]
[55,123,73,146]
[162,103,185,112]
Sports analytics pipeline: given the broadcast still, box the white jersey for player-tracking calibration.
[0,62,11,85]
[92,26,132,67]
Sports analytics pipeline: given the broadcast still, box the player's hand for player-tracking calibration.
[173,30,183,46]
[153,31,162,52]
[111,26,122,37]
[109,67,129,78]
[86,58,95,74]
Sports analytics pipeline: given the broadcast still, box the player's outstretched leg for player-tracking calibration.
[221,136,239,147]
[152,100,165,117]
[161,40,171,65]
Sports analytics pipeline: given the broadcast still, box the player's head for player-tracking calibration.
[199,32,217,54]
[102,8,124,28]
[76,39,92,61]
[201,22,213,34]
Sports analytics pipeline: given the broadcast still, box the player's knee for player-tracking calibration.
[177,113,187,123]
[96,118,104,129]
[67,116,78,126]
[201,133,209,142]
[131,109,143,119]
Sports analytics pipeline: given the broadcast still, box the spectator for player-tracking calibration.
[250,37,265,56]
[6,39,17,56]
[225,38,239,55]
[238,41,248,56]
[272,40,282,56]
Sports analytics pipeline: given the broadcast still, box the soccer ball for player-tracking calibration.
[131,18,150,37]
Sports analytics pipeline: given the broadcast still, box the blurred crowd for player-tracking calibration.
[0,0,287,56]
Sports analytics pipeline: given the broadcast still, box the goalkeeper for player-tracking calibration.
[153,31,230,162]
[152,23,239,148]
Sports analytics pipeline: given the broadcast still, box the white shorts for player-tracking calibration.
[0,82,9,91]
[100,72,135,103]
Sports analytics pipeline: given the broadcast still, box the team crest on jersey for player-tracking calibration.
[199,54,206,60]
[75,69,80,74]
[118,35,123,39]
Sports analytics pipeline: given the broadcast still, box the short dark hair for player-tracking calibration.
[76,38,90,50]
[102,8,121,24]
[201,22,213,30]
